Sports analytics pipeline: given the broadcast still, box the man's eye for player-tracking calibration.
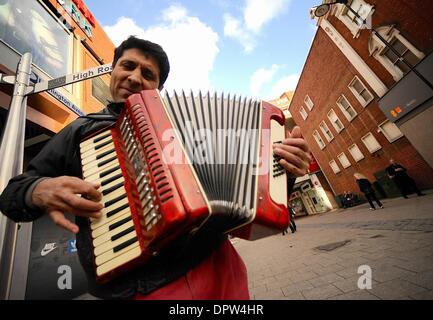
[142,70,155,80]
[122,62,135,70]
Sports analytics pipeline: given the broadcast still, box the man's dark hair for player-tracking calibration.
[112,36,170,89]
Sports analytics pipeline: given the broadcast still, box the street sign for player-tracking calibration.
[26,63,112,95]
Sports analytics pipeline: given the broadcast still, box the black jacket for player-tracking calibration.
[356,178,374,195]
[0,102,226,299]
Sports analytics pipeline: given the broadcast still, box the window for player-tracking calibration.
[382,37,421,75]
[369,26,425,81]
[361,132,382,153]
[0,0,72,78]
[304,95,314,111]
[349,76,373,107]
[379,120,404,143]
[336,0,374,37]
[329,160,341,174]
[299,106,308,120]
[313,130,326,150]
[337,152,351,168]
[348,144,364,162]
[327,109,344,133]
[337,95,357,121]
[92,77,112,105]
[319,121,334,142]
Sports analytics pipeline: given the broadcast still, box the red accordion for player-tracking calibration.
[79,89,289,282]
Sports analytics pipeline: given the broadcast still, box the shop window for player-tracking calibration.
[0,0,72,78]
[92,77,112,106]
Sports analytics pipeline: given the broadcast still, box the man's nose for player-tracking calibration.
[127,68,142,87]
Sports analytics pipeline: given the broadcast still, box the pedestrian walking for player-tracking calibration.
[354,173,384,210]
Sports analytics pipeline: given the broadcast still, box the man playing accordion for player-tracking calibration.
[0,36,311,300]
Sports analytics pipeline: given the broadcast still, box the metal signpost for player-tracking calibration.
[0,55,112,299]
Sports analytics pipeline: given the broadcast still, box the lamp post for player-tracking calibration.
[312,0,433,90]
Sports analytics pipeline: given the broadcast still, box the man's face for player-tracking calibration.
[390,159,395,164]
[110,48,161,103]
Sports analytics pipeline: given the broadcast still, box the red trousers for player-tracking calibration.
[134,239,250,300]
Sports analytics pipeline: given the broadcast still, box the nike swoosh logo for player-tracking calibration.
[41,245,57,257]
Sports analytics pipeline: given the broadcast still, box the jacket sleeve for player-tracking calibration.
[0,122,80,222]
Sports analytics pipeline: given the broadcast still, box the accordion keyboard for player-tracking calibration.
[80,129,141,277]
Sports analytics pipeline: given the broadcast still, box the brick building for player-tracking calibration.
[289,0,433,201]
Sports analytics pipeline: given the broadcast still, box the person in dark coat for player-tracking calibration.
[354,173,384,211]
[386,159,424,198]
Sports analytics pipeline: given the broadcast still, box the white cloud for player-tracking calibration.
[103,4,219,93]
[244,0,290,33]
[224,0,291,52]
[267,73,299,100]
[250,64,280,97]
[223,14,255,53]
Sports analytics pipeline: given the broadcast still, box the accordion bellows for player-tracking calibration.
[79,89,289,282]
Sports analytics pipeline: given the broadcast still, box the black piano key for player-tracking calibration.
[101,173,123,187]
[96,148,116,160]
[102,182,124,196]
[98,155,117,168]
[95,139,112,150]
[100,165,121,178]
[113,236,138,253]
[111,226,136,242]
[93,132,111,144]
[106,202,129,218]
[109,216,132,231]
[105,194,127,208]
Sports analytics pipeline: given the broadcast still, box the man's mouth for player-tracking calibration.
[121,87,139,95]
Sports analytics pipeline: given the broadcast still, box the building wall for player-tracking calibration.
[289,3,433,197]
[0,0,114,135]
[327,0,433,89]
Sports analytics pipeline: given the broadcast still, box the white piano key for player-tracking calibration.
[95,236,138,266]
[85,165,121,183]
[93,220,135,248]
[96,244,141,277]
[80,135,112,154]
[80,130,111,149]
[91,211,132,239]
[82,150,117,172]
[90,198,129,230]
[81,142,115,164]
[83,157,120,178]
[94,226,137,256]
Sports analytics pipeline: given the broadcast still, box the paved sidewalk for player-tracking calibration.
[233,190,433,300]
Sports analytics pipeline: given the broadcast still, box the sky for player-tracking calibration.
[85,0,320,101]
